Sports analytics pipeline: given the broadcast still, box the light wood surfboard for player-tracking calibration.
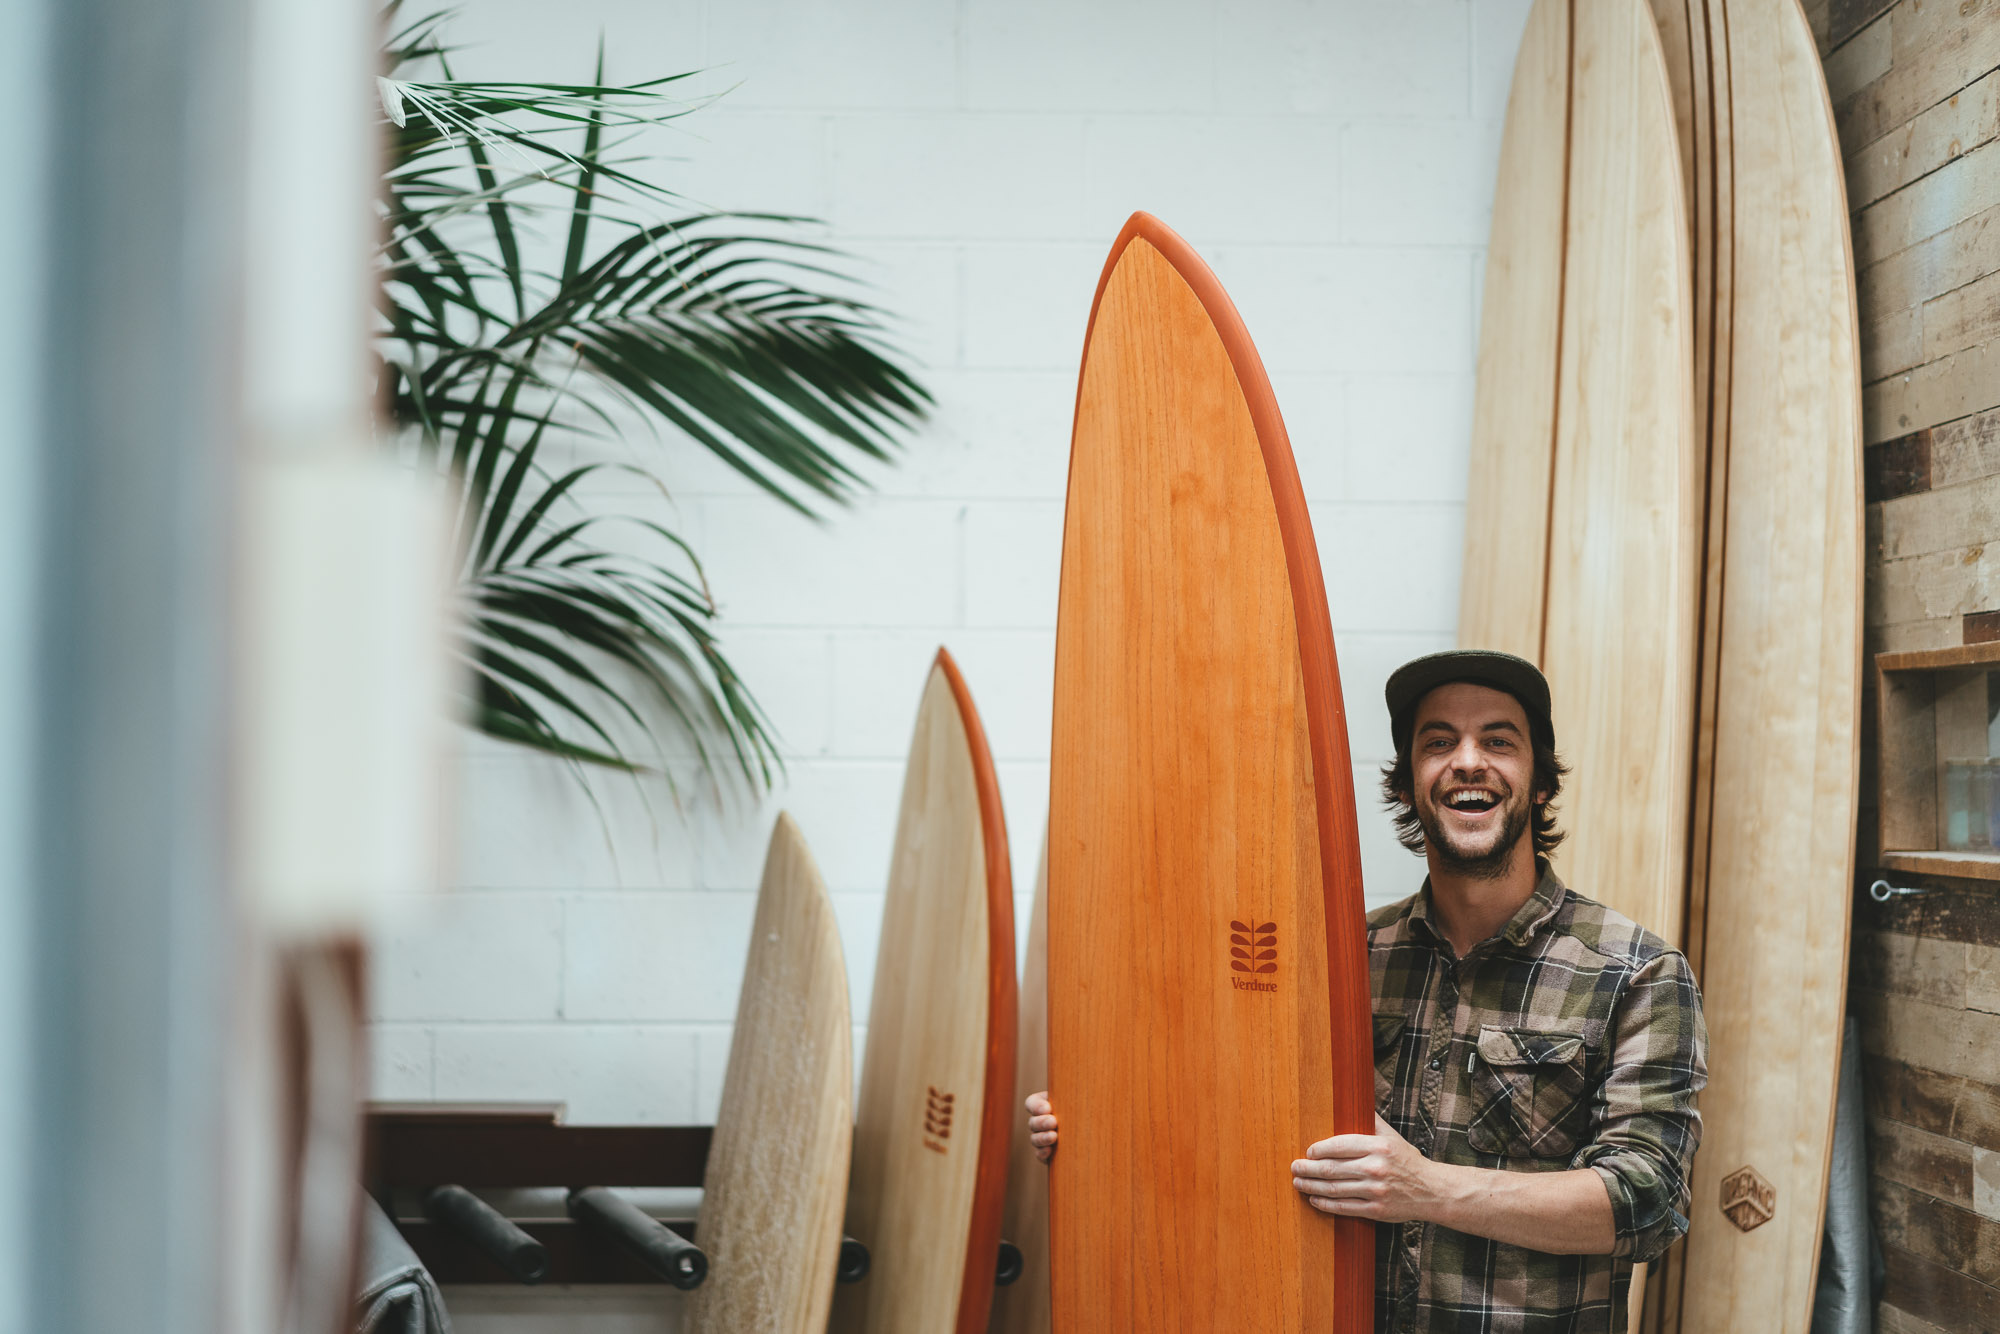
[829,650,1016,1334]
[1461,0,1697,952]
[1641,3,1863,1331]
[1048,213,1373,1333]
[988,835,1049,1334]
[684,813,852,1334]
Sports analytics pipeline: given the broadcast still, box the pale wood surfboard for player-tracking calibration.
[988,836,1049,1334]
[1461,6,1696,1322]
[684,813,852,1334]
[1642,3,1863,1330]
[828,650,1016,1334]
[1048,213,1373,1333]
[1461,0,1697,952]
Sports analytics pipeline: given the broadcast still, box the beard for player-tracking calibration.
[1414,779,1534,880]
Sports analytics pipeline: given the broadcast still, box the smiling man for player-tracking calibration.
[1296,649,1707,1332]
[1026,649,1707,1333]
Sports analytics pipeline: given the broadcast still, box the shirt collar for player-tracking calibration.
[1408,859,1568,954]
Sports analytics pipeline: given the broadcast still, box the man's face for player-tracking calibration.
[1405,682,1542,878]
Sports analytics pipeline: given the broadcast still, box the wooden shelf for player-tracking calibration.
[1875,643,2000,877]
[1877,849,2000,882]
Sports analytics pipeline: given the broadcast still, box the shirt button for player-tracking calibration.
[1428,1056,1442,1070]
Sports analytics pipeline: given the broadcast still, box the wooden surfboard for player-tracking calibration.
[1460,0,1698,952]
[1642,3,1863,1331]
[828,650,1016,1334]
[988,835,1049,1334]
[684,813,852,1334]
[1048,213,1373,1332]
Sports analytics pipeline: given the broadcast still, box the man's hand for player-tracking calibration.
[1291,1114,1450,1223]
[1026,1091,1057,1163]
[1292,1114,1618,1253]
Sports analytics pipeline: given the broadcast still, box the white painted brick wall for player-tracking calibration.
[371,0,1537,1323]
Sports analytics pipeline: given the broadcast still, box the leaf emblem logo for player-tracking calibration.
[1228,920,1278,973]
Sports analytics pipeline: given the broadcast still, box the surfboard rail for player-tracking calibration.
[932,646,1018,1334]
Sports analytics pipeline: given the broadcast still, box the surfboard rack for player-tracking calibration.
[365,1103,884,1288]
[422,1184,548,1284]
[568,1186,708,1289]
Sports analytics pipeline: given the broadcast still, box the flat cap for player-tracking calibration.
[1385,649,1554,751]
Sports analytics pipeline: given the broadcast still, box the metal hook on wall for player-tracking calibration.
[1869,878,1931,903]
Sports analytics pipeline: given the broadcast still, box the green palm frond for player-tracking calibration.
[377,6,930,791]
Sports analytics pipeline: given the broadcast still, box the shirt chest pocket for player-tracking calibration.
[1372,1013,1406,1111]
[1466,1025,1592,1160]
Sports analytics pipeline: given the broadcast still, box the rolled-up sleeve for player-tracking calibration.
[1572,950,1708,1263]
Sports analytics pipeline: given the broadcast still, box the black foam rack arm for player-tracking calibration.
[364,1102,872,1289]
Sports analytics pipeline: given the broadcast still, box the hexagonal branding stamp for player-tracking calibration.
[1719,1165,1775,1232]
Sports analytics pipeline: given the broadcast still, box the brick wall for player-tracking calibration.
[367,0,1522,1142]
[1813,0,2000,1328]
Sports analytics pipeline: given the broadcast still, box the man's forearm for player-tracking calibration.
[1425,1163,1615,1255]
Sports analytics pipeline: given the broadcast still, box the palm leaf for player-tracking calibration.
[376,8,927,791]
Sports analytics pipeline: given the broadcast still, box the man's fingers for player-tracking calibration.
[1025,1091,1052,1116]
[1028,1114,1057,1135]
[1306,1195,1384,1218]
[1291,1175,1383,1201]
[1304,1134,1383,1161]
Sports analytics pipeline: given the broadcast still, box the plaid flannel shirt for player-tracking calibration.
[1368,861,1707,1334]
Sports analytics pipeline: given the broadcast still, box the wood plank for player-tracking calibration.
[1867,428,1934,501]
[1665,1,1864,1329]
[1849,65,2000,212]
[1877,1300,1956,1334]
[1860,872,2000,946]
[1851,928,1967,1007]
[1853,136,2000,271]
[1867,338,2000,444]
[1873,1177,2000,1285]
[684,814,852,1334]
[1881,475,2000,560]
[1879,637,2000,672]
[1829,0,1895,56]
[1880,1239,2000,1328]
[1867,1117,1977,1208]
[1048,215,1371,1333]
[1824,9,1892,105]
[1932,404,2000,488]
[1855,987,2000,1087]
[1460,0,1568,662]
[830,654,1016,1334]
[1837,2,2000,149]
[1862,1055,1972,1143]
[1857,201,2000,332]
[988,838,1049,1334]
[1923,265,2000,363]
[364,1115,712,1190]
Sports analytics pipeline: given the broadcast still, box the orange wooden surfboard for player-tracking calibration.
[1047,213,1373,1332]
[829,649,1016,1334]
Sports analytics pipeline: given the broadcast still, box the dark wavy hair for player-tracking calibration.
[1378,714,1570,859]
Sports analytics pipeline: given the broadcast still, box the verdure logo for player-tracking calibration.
[1230,919,1277,992]
[922,1086,954,1154]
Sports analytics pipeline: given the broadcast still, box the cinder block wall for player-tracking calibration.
[370,1,1519,1326]
[1811,0,2000,1328]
